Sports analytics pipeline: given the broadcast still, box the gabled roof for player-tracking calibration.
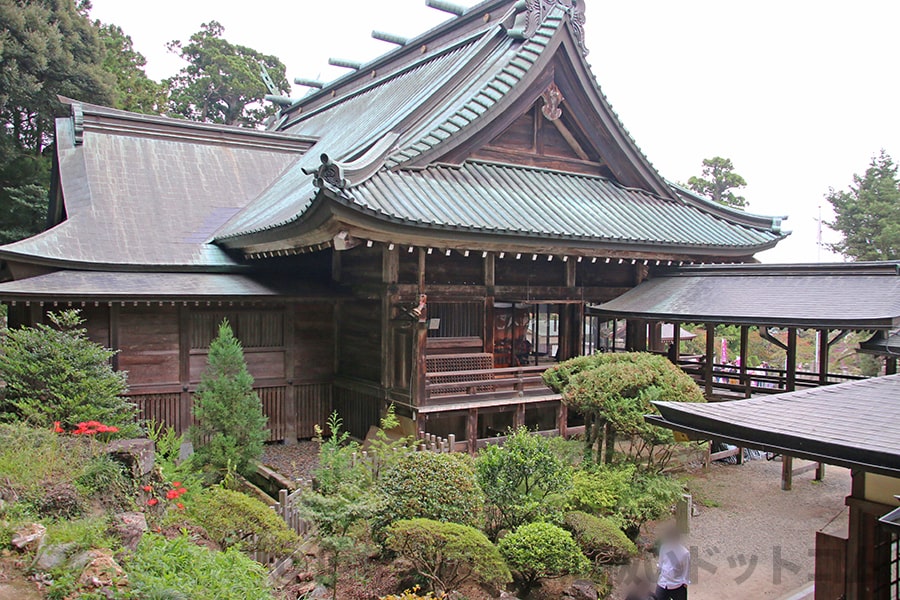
[215,1,786,255]
[0,101,311,271]
[648,375,900,477]
[594,262,900,328]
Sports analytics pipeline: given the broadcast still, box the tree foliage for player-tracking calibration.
[165,21,287,127]
[827,150,900,261]
[544,352,703,470]
[96,22,165,114]
[384,518,511,594]
[190,320,268,482]
[0,310,135,433]
[474,426,571,538]
[687,156,748,209]
[562,511,637,566]
[498,522,589,596]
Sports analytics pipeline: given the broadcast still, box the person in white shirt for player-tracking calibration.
[656,527,690,600]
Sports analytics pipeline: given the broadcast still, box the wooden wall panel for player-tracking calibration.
[337,301,381,382]
[333,383,380,440]
[489,108,535,152]
[296,382,332,439]
[258,386,287,442]
[340,244,383,283]
[495,258,566,287]
[425,253,483,286]
[427,302,484,338]
[188,350,285,383]
[293,303,334,382]
[80,305,111,347]
[577,263,635,287]
[132,392,184,433]
[118,306,180,386]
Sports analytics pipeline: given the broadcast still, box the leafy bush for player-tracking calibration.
[562,511,636,566]
[384,518,510,594]
[615,471,684,540]
[498,522,590,596]
[475,427,571,538]
[190,320,268,483]
[566,465,633,514]
[380,452,482,528]
[189,487,298,556]
[127,533,272,600]
[545,352,703,470]
[0,310,136,434]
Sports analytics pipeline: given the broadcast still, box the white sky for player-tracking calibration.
[87,0,900,264]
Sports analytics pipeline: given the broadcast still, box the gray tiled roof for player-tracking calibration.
[0,270,339,301]
[650,375,900,476]
[595,263,900,328]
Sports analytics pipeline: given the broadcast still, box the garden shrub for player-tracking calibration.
[190,320,268,483]
[380,451,482,528]
[127,533,272,600]
[189,487,298,556]
[498,521,590,596]
[474,427,571,538]
[566,464,633,514]
[0,310,136,434]
[615,471,684,540]
[562,511,637,565]
[384,518,510,594]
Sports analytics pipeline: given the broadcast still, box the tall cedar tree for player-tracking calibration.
[190,320,268,482]
[687,156,748,209]
[165,21,288,127]
[0,310,134,432]
[827,150,900,261]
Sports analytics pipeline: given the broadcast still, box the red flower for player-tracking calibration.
[142,485,153,493]
[165,489,178,500]
[105,426,119,433]
[176,503,185,510]
[53,421,64,433]
[171,482,181,487]
[177,487,187,495]
[147,498,159,506]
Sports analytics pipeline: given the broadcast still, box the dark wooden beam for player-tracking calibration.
[739,325,749,397]
[818,328,830,385]
[786,328,798,392]
[705,323,715,399]
[178,305,192,433]
[283,304,297,444]
[109,303,120,372]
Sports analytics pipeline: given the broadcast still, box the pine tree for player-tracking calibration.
[190,320,268,482]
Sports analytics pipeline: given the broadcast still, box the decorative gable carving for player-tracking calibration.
[503,0,588,56]
[540,82,564,121]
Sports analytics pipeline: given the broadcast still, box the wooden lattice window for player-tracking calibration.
[427,303,484,338]
[190,309,285,350]
[426,353,494,396]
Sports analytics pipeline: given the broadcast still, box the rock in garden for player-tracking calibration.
[76,550,127,588]
[562,579,599,600]
[110,511,148,550]
[498,592,522,600]
[11,523,46,551]
[33,542,77,571]
[107,438,155,476]
[307,584,331,599]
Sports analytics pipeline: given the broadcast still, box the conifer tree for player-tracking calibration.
[190,320,268,482]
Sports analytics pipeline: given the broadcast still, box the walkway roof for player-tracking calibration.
[593,262,900,329]
[649,374,900,477]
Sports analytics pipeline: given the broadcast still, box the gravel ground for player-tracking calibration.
[613,458,849,600]
[261,441,320,488]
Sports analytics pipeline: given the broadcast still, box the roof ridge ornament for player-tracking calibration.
[503,0,588,56]
[302,154,350,191]
[72,102,84,146]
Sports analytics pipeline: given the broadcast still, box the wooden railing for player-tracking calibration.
[424,364,552,404]
[680,359,866,398]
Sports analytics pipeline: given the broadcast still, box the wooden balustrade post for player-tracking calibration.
[448,433,456,453]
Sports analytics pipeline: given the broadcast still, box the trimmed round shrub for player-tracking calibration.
[499,521,590,595]
[385,518,511,594]
[562,511,637,565]
[566,465,632,514]
[189,487,299,556]
[380,452,483,528]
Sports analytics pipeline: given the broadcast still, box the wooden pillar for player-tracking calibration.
[283,304,297,444]
[417,247,426,295]
[381,245,399,391]
[514,403,526,428]
[178,305,192,435]
[331,249,341,282]
[565,258,577,288]
[739,325,749,397]
[672,322,681,363]
[818,329,830,385]
[704,323,715,399]
[412,320,428,407]
[626,319,647,351]
[786,327,797,392]
[109,303,120,372]
[781,455,793,491]
[484,252,495,355]
[886,356,897,375]
[647,321,663,352]
[815,462,825,481]
[557,402,568,438]
[845,470,866,600]
[467,408,478,455]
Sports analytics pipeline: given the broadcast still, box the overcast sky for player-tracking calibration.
[87,0,900,263]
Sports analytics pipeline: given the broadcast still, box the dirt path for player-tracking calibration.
[617,458,849,599]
